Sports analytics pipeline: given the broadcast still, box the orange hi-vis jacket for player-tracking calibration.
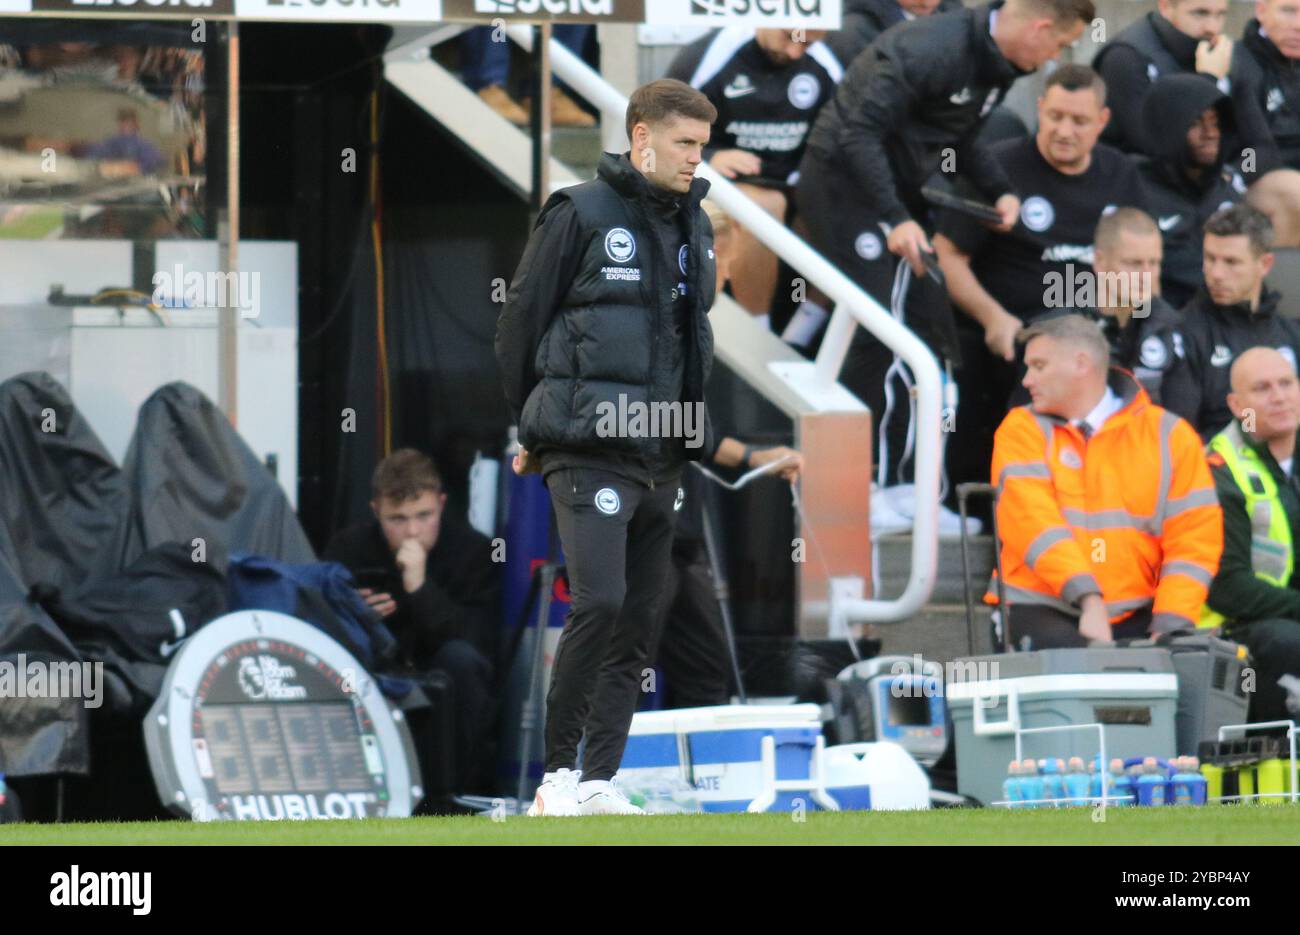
[986,370,1222,632]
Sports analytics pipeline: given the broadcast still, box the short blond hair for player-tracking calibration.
[1019,313,1110,368]
[1094,207,1158,255]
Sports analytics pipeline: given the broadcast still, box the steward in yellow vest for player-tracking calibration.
[1202,420,1296,628]
[1202,347,1300,722]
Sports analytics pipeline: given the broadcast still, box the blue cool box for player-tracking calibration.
[618,704,871,812]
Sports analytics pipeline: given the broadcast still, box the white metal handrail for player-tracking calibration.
[505,26,940,623]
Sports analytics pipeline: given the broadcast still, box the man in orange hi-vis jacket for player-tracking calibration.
[988,314,1223,649]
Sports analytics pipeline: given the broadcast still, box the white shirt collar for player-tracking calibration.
[1077,385,1121,436]
[989,7,998,35]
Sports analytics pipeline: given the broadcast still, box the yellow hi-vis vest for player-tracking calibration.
[1201,421,1294,628]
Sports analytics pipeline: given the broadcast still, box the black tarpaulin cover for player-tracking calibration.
[0,376,313,778]
[32,542,228,717]
[111,382,315,571]
[0,372,129,589]
[0,373,115,776]
[0,519,91,777]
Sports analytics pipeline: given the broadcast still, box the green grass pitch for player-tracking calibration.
[2,805,1297,845]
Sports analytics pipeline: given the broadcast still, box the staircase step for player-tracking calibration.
[874,603,997,668]
[875,533,995,605]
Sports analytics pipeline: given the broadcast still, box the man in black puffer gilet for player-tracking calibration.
[496,79,719,815]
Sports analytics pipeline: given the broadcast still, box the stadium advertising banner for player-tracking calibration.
[443,0,840,27]
[10,0,840,26]
[29,0,236,12]
[27,0,433,20]
[234,0,443,22]
[646,0,838,28]
[443,0,645,23]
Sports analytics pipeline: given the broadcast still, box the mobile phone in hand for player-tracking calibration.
[353,567,396,592]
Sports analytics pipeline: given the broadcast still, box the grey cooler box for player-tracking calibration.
[1165,633,1251,755]
[946,648,1179,807]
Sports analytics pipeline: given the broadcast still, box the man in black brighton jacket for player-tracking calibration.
[495,79,718,817]
[1238,1,1300,172]
[793,0,1089,487]
[1002,209,1190,410]
[1136,74,1245,308]
[665,27,841,316]
[1161,204,1300,437]
[800,0,1090,262]
[1089,208,1188,406]
[1091,0,1274,172]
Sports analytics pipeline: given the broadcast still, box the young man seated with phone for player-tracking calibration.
[324,448,500,794]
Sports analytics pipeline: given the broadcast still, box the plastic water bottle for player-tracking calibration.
[1127,763,1144,803]
[1172,756,1208,806]
[1054,757,1070,805]
[1170,756,1196,805]
[1020,758,1044,808]
[1132,761,1151,805]
[1040,759,1060,806]
[1040,758,1063,806]
[1003,760,1023,808]
[1153,756,1174,805]
[1136,757,1167,806]
[1088,758,1103,804]
[1110,758,1132,806]
[1058,758,1074,806]
[632,776,703,814]
[1065,756,1091,806]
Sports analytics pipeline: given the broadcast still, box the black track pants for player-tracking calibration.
[543,466,680,781]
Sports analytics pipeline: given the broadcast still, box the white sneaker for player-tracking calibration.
[870,483,913,536]
[527,768,582,817]
[873,483,983,537]
[577,778,645,815]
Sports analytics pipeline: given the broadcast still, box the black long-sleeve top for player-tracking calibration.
[324,515,500,668]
